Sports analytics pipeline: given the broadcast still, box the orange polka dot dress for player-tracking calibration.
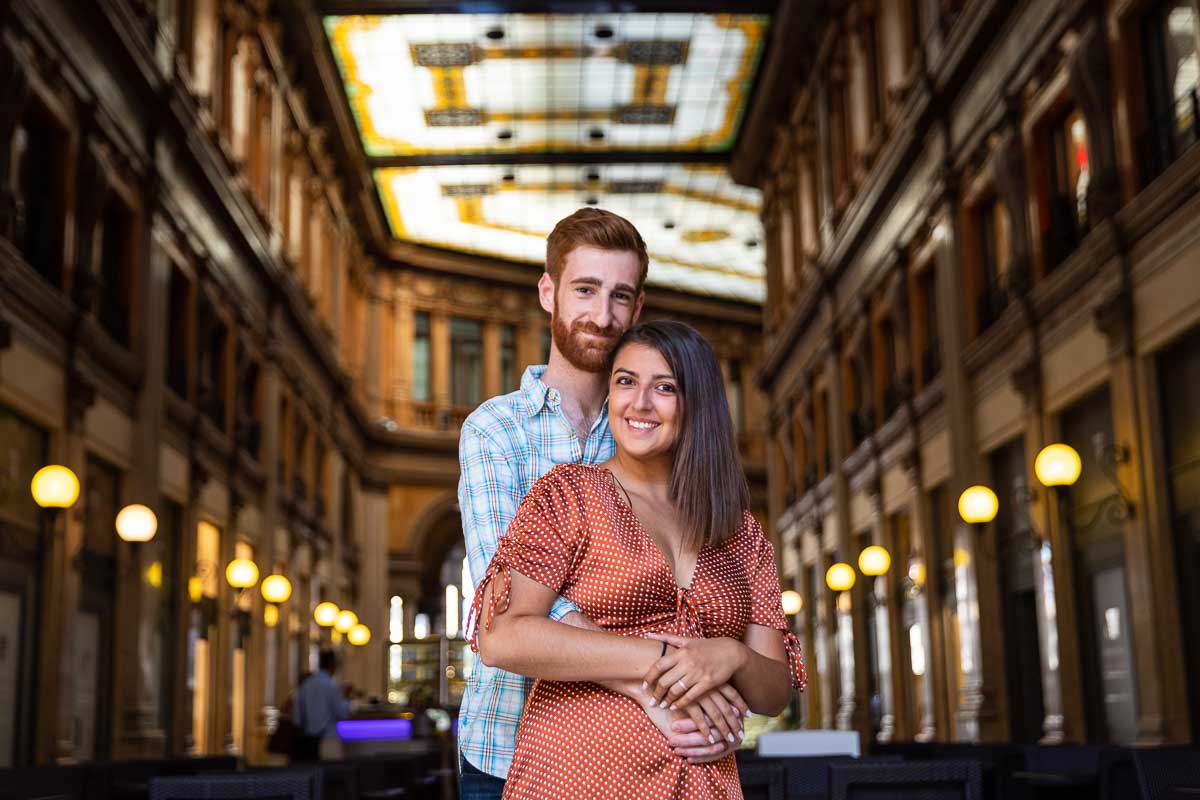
[468,463,806,800]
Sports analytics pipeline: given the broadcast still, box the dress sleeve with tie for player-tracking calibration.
[466,465,583,651]
[744,515,808,692]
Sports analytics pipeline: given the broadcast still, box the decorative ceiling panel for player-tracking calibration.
[325,13,769,156]
[375,163,764,302]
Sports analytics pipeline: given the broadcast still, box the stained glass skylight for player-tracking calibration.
[375,163,764,302]
[325,13,769,156]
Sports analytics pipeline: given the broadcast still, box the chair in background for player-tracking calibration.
[829,760,982,800]
[89,756,241,800]
[1009,744,1109,800]
[148,769,320,800]
[737,756,785,800]
[1132,747,1200,800]
[933,743,1025,800]
[0,765,88,800]
[781,755,903,800]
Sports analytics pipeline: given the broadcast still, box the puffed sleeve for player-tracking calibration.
[466,465,584,652]
[745,515,808,691]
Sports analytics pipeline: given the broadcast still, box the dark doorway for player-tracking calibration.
[1060,387,1138,744]
[1157,325,1200,741]
[989,438,1045,742]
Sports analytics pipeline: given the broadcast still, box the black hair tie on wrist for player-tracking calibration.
[661,640,668,657]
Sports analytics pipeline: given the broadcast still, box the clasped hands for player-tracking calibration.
[640,632,751,764]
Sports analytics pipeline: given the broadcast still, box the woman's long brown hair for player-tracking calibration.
[610,320,751,549]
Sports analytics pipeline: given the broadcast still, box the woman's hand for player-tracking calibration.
[640,685,747,757]
[642,633,749,712]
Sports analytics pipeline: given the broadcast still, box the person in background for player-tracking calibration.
[293,649,350,761]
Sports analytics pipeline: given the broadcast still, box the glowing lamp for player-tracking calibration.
[826,562,856,592]
[908,560,927,588]
[314,602,340,627]
[264,604,279,627]
[781,590,803,616]
[225,558,259,589]
[31,465,80,509]
[348,624,371,646]
[858,545,892,576]
[115,503,158,542]
[958,485,998,525]
[188,576,203,604]
[1035,443,1082,488]
[261,574,292,605]
[145,561,163,589]
[335,609,359,634]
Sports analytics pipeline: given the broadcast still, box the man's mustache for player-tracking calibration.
[571,320,620,340]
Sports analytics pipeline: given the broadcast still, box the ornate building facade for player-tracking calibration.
[750,0,1200,746]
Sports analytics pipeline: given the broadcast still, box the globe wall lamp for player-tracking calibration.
[826,562,856,593]
[781,590,803,616]
[858,545,892,577]
[225,558,260,645]
[314,601,340,627]
[335,609,359,634]
[957,485,998,526]
[348,624,371,646]
[31,465,80,512]
[115,503,158,543]
[260,573,292,630]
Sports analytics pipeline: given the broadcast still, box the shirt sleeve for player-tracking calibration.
[745,515,808,691]
[458,420,579,621]
[467,467,584,649]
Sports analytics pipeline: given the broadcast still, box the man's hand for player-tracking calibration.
[667,716,740,764]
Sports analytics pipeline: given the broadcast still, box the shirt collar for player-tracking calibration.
[521,365,552,417]
[520,365,611,426]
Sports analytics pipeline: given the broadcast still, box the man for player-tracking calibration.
[457,208,738,798]
[293,649,350,762]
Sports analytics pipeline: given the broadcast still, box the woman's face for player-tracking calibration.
[608,342,680,462]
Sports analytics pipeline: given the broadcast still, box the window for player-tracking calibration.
[13,103,69,287]
[500,324,517,391]
[412,311,430,402]
[450,317,483,407]
[1142,1,1200,179]
[196,296,228,429]
[166,265,191,398]
[918,268,940,384]
[390,596,404,643]
[97,199,136,348]
[1042,108,1090,270]
[725,361,744,435]
[976,197,1011,333]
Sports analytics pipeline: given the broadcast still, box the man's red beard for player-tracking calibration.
[551,295,621,373]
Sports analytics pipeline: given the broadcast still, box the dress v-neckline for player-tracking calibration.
[601,467,700,592]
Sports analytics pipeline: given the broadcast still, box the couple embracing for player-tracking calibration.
[458,208,806,800]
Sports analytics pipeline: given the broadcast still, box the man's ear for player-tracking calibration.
[538,272,556,315]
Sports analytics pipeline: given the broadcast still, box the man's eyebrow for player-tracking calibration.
[569,277,637,295]
[570,277,602,286]
[612,282,638,295]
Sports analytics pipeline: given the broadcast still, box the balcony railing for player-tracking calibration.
[1138,86,1200,185]
[849,409,874,448]
[883,377,911,419]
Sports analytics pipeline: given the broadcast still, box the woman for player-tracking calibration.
[469,320,805,799]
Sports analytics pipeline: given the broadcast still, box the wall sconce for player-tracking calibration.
[858,545,891,576]
[1035,444,1082,488]
[781,590,803,616]
[348,624,371,646]
[957,485,998,525]
[314,602,340,627]
[1089,432,1135,520]
[31,465,80,512]
[826,562,856,592]
[225,558,260,645]
[115,503,158,543]
[335,609,359,634]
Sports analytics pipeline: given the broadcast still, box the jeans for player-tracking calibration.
[459,754,506,800]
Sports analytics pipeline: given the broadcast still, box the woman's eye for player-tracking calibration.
[615,376,633,386]
[656,383,676,393]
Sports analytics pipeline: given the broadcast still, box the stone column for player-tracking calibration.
[902,455,939,742]
[482,320,502,400]
[1010,360,1072,743]
[867,487,898,743]
[931,164,999,741]
[360,487,389,698]
[394,277,413,426]
[112,199,172,758]
[1095,289,1187,743]
[363,280,383,420]
[430,313,451,411]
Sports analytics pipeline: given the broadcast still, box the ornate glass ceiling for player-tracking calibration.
[322,12,769,304]
[325,13,769,156]
[376,164,764,302]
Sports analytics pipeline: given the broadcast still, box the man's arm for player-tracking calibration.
[458,419,577,621]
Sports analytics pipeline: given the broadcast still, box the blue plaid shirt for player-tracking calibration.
[457,365,614,779]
